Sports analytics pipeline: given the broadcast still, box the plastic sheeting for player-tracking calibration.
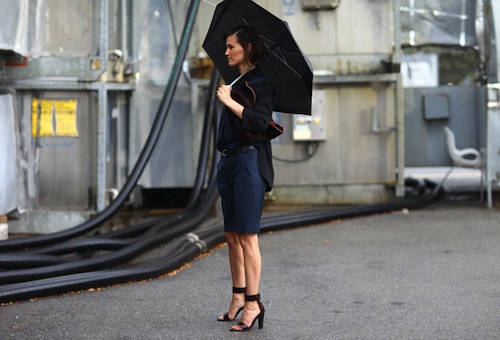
[0,0,94,58]
[0,0,30,56]
[32,0,94,57]
[400,0,477,47]
[0,94,17,215]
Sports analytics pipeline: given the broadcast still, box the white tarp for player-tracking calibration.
[0,94,17,214]
[0,0,30,56]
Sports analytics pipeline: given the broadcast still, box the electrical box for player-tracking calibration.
[423,94,449,120]
[302,0,340,11]
[293,89,327,141]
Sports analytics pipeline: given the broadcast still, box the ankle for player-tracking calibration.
[232,295,245,306]
[232,287,245,294]
[244,293,260,302]
[244,294,260,309]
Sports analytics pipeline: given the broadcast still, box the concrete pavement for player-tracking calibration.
[1,200,500,339]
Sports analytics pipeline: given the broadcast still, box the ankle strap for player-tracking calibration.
[232,287,246,294]
[245,293,260,301]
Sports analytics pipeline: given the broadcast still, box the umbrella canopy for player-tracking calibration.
[202,0,313,115]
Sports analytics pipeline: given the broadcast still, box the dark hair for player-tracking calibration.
[223,26,268,65]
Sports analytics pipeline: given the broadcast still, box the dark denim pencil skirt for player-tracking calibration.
[216,148,266,234]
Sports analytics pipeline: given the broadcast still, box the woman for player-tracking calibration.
[215,26,275,332]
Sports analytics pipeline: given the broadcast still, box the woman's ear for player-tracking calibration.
[246,43,253,53]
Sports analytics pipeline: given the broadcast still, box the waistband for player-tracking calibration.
[221,145,256,157]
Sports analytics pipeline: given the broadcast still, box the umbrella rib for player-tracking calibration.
[270,49,302,78]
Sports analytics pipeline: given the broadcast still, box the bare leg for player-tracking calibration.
[218,232,245,321]
[231,233,262,330]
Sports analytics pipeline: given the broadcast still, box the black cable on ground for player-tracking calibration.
[0,179,440,303]
[0,237,196,303]
[0,178,218,284]
[0,0,201,252]
[0,67,221,276]
[19,238,130,256]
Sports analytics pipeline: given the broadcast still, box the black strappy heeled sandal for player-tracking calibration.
[230,293,265,332]
[217,287,245,322]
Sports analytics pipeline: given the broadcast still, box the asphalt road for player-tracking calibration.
[1,201,500,339]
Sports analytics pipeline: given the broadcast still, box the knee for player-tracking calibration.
[225,232,240,248]
[238,233,258,250]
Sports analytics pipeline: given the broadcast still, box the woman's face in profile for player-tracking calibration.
[225,34,248,68]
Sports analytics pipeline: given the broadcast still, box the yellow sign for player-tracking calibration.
[31,99,78,137]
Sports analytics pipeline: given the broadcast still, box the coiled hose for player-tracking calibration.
[0,179,440,303]
[0,0,202,252]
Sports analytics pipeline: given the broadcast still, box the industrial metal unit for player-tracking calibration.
[1,0,498,234]
[0,0,203,233]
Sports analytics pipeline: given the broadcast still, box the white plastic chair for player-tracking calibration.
[443,126,481,168]
[438,126,483,196]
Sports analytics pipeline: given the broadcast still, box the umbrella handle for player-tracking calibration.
[229,66,256,87]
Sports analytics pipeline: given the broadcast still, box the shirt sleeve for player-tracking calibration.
[240,77,274,133]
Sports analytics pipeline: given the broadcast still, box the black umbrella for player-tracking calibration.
[202,0,313,115]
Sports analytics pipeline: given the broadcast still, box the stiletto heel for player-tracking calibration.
[230,293,265,332]
[258,311,264,329]
[217,287,245,322]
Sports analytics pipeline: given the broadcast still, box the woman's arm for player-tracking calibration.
[216,85,244,119]
[216,75,275,132]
